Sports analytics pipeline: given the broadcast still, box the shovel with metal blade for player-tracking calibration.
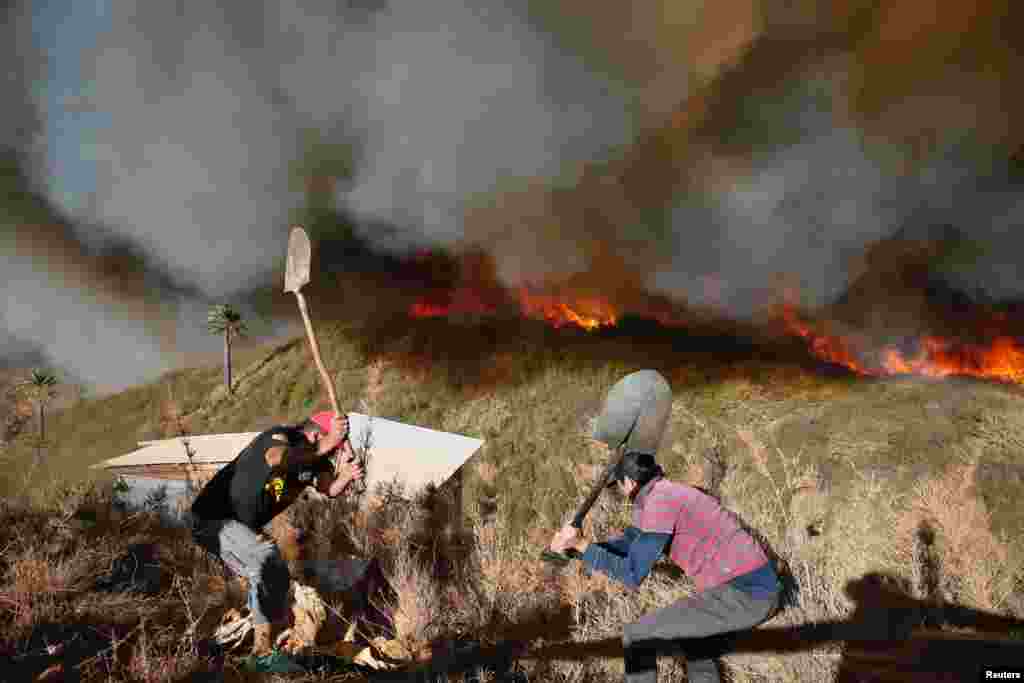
[284,225,343,420]
[541,370,672,565]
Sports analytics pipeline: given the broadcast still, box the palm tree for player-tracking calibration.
[16,369,58,464]
[207,304,247,394]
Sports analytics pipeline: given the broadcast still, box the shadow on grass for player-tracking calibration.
[5,617,232,683]
[382,572,1024,682]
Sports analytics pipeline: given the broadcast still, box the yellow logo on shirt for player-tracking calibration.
[265,477,285,502]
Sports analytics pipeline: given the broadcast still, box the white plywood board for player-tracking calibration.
[94,432,262,467]
[346,413,483,492]
[94,414,484,494]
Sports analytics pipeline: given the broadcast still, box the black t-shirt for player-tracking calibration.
[190,426,335,529]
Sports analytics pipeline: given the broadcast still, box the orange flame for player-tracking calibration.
[777,302,875,375]
[777,295,1024,385]
[408,272,1024,386]
[409,286,618,331]
[409,302,452,318]
[879,336,1024,384]
[517,289,618,331]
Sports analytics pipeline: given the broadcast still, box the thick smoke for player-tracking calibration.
[650,100,1024,324]
[6,0,638,386]
[466,3,1024,330]
[1,244,171,388]
[647,87,972,319]
[76,0,635,284]
[646,0,1024,323]
[6,0,1024,392]
[0,5,43,168]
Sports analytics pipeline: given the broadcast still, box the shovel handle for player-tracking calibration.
[540,548,576,566]
[292,289,342,417]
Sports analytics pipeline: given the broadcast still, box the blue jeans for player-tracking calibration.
[192,518,290,625]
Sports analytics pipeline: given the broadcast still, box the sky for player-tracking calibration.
[30,0,111,213]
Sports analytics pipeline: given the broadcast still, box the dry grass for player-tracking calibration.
[895,463,1021,613]
[4,320,1024,681]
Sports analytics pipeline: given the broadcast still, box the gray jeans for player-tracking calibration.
[192,518,290,625]
[622,582,779,683]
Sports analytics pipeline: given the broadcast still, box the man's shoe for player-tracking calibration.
[242,651,305,674]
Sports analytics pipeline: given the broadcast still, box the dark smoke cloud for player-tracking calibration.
[467,1,1024,335]
[6,0,637,386]
[6,0,1024,392]
[1,5,173,389]
[0,4,43,169]
[74,0,635,282]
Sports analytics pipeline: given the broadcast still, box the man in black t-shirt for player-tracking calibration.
[190,411,362,657]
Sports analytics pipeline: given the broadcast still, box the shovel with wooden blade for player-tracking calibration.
[284,226,358,483]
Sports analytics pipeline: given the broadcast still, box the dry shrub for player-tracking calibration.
[347,498,443,659]
[476,461,498,486]
[159,393,191,439]
[385,544,439,660]
[474,514,543,609]
[895,463,1016,612]
[474,519,506,600]
[267,514,303,564]
[126,646,196,682]
[736,427,771,480]
[683,459,707,488]
[363,356,387,415]
[441,393,514,437]
[719,447,902,682]
[10,552,60,595]
[5,554,58,628]
[4,546,86,628]
[815,469,905,612]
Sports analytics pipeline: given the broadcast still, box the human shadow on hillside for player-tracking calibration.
[5,613,232,683]
[374,572,1024,682]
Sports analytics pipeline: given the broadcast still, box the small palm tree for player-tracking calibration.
[16,369,58,463]
[207,304,247,394]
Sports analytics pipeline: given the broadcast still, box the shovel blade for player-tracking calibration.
[284,225,312,293]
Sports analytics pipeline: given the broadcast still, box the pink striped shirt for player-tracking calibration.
[634,478,769,592]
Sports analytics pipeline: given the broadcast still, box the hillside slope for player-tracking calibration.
[4,316,1024,681]
[7,316,1024,539]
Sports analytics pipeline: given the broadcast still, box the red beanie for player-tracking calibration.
[310,411,336,434]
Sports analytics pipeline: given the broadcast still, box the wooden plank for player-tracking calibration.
[107,463,223,481]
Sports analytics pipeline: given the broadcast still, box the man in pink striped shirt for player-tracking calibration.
[549,372,780,683]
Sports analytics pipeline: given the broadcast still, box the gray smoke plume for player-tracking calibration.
[5,0,637,387]
[74,0,635,283]
[1,245,171,388]
[651,85,1024,323]
[6,0,1024,393]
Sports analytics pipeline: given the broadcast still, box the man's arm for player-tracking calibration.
[316,440,363,497]
[264,414,349,469]
[599,526,641,557]
[578,529,671,589]
[264,439,322,471]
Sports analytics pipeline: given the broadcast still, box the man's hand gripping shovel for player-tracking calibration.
[541,418,638,566]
